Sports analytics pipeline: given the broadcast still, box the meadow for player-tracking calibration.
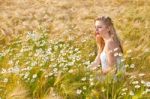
[0,0,150,99]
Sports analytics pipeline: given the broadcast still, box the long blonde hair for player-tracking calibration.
[95,16,123,53]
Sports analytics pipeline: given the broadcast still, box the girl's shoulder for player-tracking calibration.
[105,40,115,50]
[105,40,120,54]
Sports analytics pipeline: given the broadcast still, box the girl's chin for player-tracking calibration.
[96,33,101,36]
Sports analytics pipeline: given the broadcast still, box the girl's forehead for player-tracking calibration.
[95,21,104,26]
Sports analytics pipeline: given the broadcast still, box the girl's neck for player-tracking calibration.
[102,32,112,43]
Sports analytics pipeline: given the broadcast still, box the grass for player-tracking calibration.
[0,0,150,99]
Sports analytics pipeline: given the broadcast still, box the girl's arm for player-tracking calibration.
[103,43,116,74]
[90,44,101,69]
[89,35,101,70]
[93,35,102,65]
[91,52,101,66]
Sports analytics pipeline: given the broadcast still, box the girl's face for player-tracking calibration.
[95,20,109,37]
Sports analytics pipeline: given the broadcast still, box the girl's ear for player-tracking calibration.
[107,26,111,32]
[108,26,113,36]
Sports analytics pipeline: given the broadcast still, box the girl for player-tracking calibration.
[90,16,125,75]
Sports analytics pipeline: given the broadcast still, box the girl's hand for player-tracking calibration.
[102,66,116,75]
[88,61,100,70]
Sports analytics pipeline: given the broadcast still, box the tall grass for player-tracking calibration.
[0,0,150,98]
[0,28,149,98]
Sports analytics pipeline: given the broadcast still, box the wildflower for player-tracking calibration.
[68,62,74,66]
[108,50,113,53]
[130,64,135,68]
[39,40,46,46]
[101,87,105,92]
[90,82,94,86]
[62,67,68,71]
[68,36,74,41]
[76,56,81,61]
[52,93,56,97]
[24,72,29,79]
[8,60,14,65]
[145,88,150,93]
[83,86,87,90]
[142,91,147,95]
[144,48,149,53]
[1,68,7,74]
[47,48,52,55]
[52,64,57,68]
[122,88,128,91]
[129,91,134,96]
[121,92,126,96]
[68,69,74,73]
[53,68,58,73]
[3,78,8,83]
[13,66,20,73]
[0,52,4,57]
[132,81,139,85]
[31,61,37,67]
[26,32,40,41]
[90,75,93,77]
[138,73,145,77]
[127,49,132,53]
[114,52,118,57]
[31,79,35,83]
[49,72,53,76]
[124,64,129,68]
[89,52,95,56]
[118,53,123,57]
[32,74,37,79]
[121,58,125,62]
[76,89,82,95]
[27,78,30,81]
[45,75,48,78]
[141,80,145,84]
[89,78,94,82]
[81,39,86,43]
[135,85,140,89]
[114,48,119,52]
[145,82,150,87]
[129,75,136,79]
[81,77,86,81]
[84,61,90,65]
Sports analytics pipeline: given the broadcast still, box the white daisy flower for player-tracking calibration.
[81,77,86,81]
[3,78,8,83]
[135,85,140,89]
[130,64,135,68]
[76,89,82,95]
[129,91,134,96]
[32,74,37,79]
[138,73,145,77]
[83,86,87,90]
[114,48,119,52]
[132,81,139,85]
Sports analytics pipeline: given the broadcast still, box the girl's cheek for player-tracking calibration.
[98,29,101,31]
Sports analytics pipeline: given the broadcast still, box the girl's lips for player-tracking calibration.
[95,32,100,36]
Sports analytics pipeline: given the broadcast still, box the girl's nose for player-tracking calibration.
[96,28,98,31]
[96,29,99,34]
[96,29,98,32]
[95,31,99,35]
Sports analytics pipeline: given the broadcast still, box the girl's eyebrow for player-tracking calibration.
[96,26,102,28]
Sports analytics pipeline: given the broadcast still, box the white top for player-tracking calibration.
[100,50,125,73]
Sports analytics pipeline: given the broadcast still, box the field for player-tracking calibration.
[0,0,150,99]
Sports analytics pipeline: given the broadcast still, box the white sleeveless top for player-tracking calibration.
[100,51,125,73]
